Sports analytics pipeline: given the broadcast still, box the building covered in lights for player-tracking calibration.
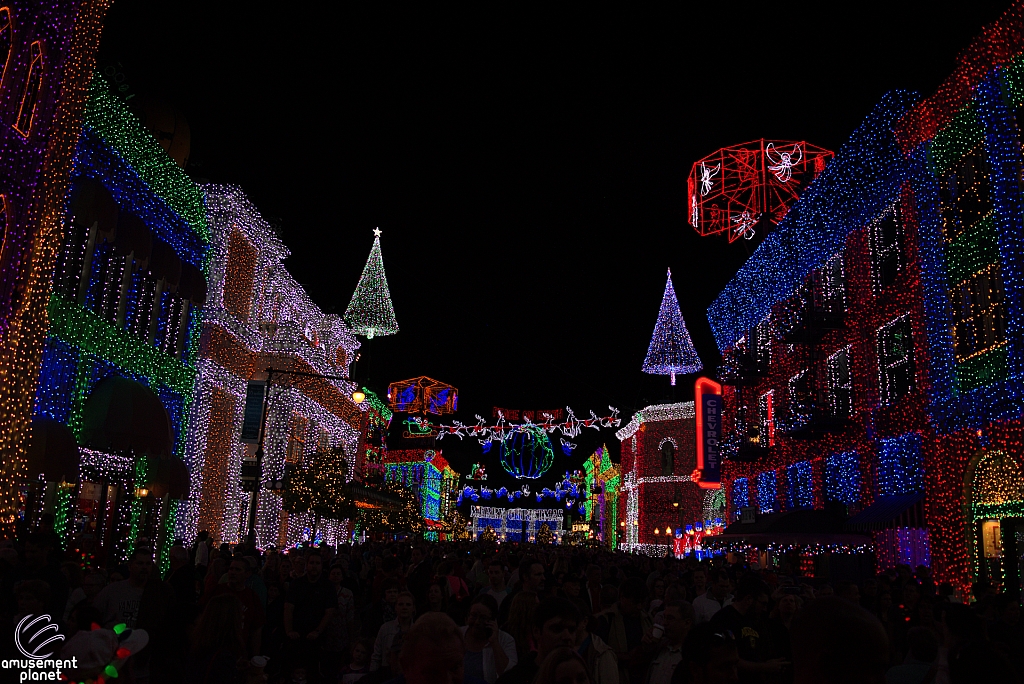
[31,73,207,567]
[710,2,1024,596]
[616,401,722,555]
[581,444,621,547]
[184,185,364,548]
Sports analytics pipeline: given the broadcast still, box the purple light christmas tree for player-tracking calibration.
[642,268,702,385]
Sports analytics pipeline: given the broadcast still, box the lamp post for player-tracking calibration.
[246,366,362,545]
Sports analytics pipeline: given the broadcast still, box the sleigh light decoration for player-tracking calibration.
[687,140,833,243]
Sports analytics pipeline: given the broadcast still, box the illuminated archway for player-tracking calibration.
[963,449,1024,587]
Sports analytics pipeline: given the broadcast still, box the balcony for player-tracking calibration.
[724,428,771,462]
[719,351,768,387]
[779,405,852,439]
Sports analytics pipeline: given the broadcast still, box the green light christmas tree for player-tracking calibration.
[642,268,702,385]
[345,228,399,339]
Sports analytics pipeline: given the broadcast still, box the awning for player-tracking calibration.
[845,492,925,531]
[715,508,871,548]
[148,457,191,500]
[80,376,174,458]
[25,418,80,484]
[70,176,119,241]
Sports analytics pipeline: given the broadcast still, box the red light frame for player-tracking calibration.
[695,376,723,490]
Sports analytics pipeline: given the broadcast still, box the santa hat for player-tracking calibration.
[59,623,149,682]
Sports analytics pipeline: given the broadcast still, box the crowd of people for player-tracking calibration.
[2,527,1024,683]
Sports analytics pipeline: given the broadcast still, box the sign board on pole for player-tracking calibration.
[240,381,267,444]
[694,377,723,488]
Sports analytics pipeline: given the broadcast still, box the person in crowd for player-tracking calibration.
[4,532,69,619]
[284,551,336,682]
[790,596,889,684]
[186,593,248,682]
[63,568,107,626]
[497,598,581,684]
[193,530,211,581]
[462,593,518,683]
[574,611,618,684]
[709,576,786,680]
[688,569,707,605]
[499,556,546,624]
[535,647,593,684]
[399,612,474,684]
[365,577,401,638]
[674,623,740,684]
[692,569,732,625]
[645,600,694,684]
[429,578,451,614]
[406,545,434,606]
[562,573,592,617]
[93,548,154,628]
[201,556,266,656]
[585,564,604,614]
[885,626,938,684]
[370,589,416,672]
[599,577,653,684]
[483,558,510,611]
[503,589,539,660]
[339,638,372,683]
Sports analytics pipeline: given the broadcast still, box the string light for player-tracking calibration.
[0,1,112,531]
[344,230,398,339]
[185,185,362,546]
[642,268,702,385]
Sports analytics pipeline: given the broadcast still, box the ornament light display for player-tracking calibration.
[344,229,398,339]
[642,269,702,385]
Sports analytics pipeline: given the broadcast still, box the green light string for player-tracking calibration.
[946,214,999,283]
[363,387,392,423]
[47,293,197,397]
[52,483,74,549]
[159,498,179,578]
[957,346,1009,393]
[83,73,209,241]
[928,102,984,177]
[998,52,1024,108]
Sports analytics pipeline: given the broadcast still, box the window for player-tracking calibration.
[938,144,992,242]
[752,319,772,367]
[758,391,775,446]
[788,370,813,426]
[825,451,860,505]
[317,428,330,453]
[732,478,749,519]
[951,264,1005,362]
[786,461,813,509]
[659,440,675,476]
[877,433,923,496]
[286,415,308,463]
[14,40,43,136]
[811,253,846,313]
[827,347,852,417]
[757,471,777,514]
[223,229,256,321]
[160,295,188,357]
[0,9,12,86]
[869,206,902,290]
[877,316,915,405]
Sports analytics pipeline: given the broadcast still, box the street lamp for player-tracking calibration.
[352,391,366,404]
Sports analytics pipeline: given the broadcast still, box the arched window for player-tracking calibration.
[0,9,13,86]
[660,439,675,476]
[14,40,43,136]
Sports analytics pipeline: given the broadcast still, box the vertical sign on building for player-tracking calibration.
[695,377,723,489]
[240,380,267,444]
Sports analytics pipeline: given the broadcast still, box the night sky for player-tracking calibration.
[97,2,1010,470]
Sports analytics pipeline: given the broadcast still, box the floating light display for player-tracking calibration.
[499,423,555,479]
[688,140,834,243]
[435,405,620,447]
[344,230,398,339]
[642,269,702,385]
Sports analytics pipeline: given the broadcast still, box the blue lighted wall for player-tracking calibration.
[786,461,813,509]
[35,337,78,422]
[825,451,860,505]
[731,478,749,519]
[757,471,777,514]
[707,91,920,352]
[877,432,924,496]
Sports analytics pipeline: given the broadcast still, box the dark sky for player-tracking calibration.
[97,2,1010,468]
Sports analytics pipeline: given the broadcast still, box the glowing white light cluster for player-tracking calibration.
[434,406,621,447]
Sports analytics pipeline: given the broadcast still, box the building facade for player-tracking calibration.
[185,185,363,548]
[616,401,719,555]
[710,2,1024,595]
[32,71,206,567]
[0,0,111,531]
[581,444,621,547]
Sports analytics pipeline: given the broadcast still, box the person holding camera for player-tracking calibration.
[463,594,517,683]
